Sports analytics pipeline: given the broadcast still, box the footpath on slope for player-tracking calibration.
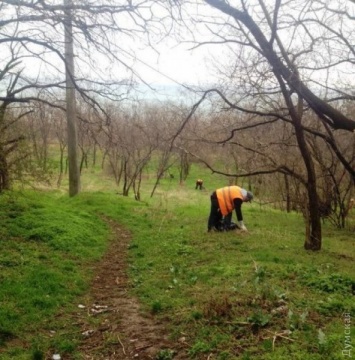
[74,217,187,360]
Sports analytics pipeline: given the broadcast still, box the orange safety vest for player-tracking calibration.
[216,186,244,216]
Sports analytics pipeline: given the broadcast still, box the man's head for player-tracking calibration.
[246,191,253,202]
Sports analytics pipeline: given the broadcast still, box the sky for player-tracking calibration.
[2,0,354,105]
[129,2,216,87]
[0,0,216,103]
[133,43,214,85]
[129,41,216,102]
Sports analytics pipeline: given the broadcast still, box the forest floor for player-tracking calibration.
[74,218,187,360]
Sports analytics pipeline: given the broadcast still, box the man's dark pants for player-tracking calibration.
[208,192,222,231]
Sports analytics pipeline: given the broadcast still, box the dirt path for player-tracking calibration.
[75,218,187,359]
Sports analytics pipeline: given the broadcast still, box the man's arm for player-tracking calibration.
[233,198,247,231]
[233,198,243,221]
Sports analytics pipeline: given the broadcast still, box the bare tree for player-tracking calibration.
[0,54,36,192]
[0,0,172,195]
[168,0,355,250]
[100,103,158,199]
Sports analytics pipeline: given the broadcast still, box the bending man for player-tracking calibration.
[195,179,203,190]
[208,185,253,232]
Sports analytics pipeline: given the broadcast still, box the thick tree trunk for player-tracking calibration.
[64,0,80,197]
[293,116,322,250]
[305,180,322,250]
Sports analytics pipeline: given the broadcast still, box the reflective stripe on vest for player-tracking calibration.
[216,186,243,216]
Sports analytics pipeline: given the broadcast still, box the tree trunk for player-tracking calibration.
[305,180,322,250]
[284,174,291,213]
[64,0,80,197]
[293,115,322,250]
[57,144,65,188]
[0,148,10,193]
[133,170,142,201]
[0,105,10,193]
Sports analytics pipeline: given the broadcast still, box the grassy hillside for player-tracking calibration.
[0,166,354,359]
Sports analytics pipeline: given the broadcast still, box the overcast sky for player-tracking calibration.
[3,1,354,104]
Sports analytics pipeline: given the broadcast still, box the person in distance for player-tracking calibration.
[195,179,204,190]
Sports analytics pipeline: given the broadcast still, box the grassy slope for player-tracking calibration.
[0,165,354,359]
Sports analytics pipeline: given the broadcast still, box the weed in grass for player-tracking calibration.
[317,328,327,353]
[203,294,234,320]
[316,295,355,316]
[50,336,77,355]
[31,349,44,360]
[247,310,271,333]
[257,284,279,303]
[155,349,175,360]
[151,301,163,314]
[241,352,251,360]
[252,262,266,284]
[287,308,309,331]
[217,350,236,360]
[305,273,354,294]
[187,275,198,285]
[191,310,203,320]
[262,338,273,352]
[188,340,212,357]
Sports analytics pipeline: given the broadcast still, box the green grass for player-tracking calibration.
[0,190,110,359]
[122,191,354,360]
[0,164,354,359]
